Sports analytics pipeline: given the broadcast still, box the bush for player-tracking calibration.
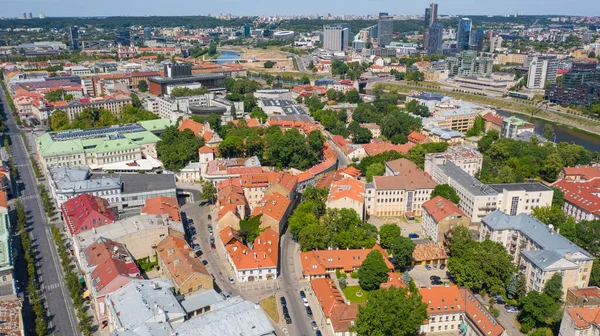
[490,307,500,318]
[350,271,359,279]
[336,268,347,279]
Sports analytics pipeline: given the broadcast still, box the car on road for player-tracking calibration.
[300,290,309,306]
[315,331,322,336]
[221,291,231,298]
[431,280,443,285]
[505,305,519,314]
[280,296,287,307]
[208,224,213,232]
[306,306,313,318]
[210,242,216,249]
[425,265,432,270]
[202,260,208,266]
[208,215,212,220]
[311,321,318,330]
[284,314,292,324]
[228,276,235,285]
[430,275,441,281]
[408,233,420,239]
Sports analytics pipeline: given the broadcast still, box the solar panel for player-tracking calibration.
[52,123,146,141]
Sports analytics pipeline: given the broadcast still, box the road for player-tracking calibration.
[0,89,79,335]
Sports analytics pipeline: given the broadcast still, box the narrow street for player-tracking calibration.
[1,88,79,336]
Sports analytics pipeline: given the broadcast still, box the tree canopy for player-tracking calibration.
[156,126,205,172]
[358,250,390,291]
[239,215,263,244]
[431,184,460,204]
[379,224,401,249]
[389,236,416,271]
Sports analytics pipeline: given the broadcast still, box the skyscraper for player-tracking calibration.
[143,27,152,40]
[323,24,344,51]
[424,8,431,29]
[424,3,439,52]
[116,28,131,46]
[244,23,251,38]
[489,35,503,53]
[527,56,559,89]
[468,29,484,51]
[27,13,33,19]
[456,18,472,51]
[69,26,79,50]
[429,3,438,26]
[377,16,393,46]
[427,23,444,55]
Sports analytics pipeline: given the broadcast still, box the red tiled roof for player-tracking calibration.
[380,272,407,289]
[408,131,426,144]
[420,285,464,314]
[300,245,393,276]
[0,296,22,336]
[199,145,216,154]
[61,194,117,235]
[251,192,291,222]
[84,238,140,294]
[460,288,505,336]
[552,179,600,217]
[310,278,345,317]
[422,196,466,222]
[224,228,278,270]
[178,119,204,136]
[363,141,414,156]
[565,306,600,329]
[156,235,211,287]
[328,177,364,204]
[482,113,504,127]
[141,196,180,221]
[562,165,600,181]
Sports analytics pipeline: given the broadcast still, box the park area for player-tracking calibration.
[342,286,369,303]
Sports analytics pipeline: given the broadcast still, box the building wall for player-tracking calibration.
[558,307,600,336]
[495,188,553,216]
[179,273,214,296]
[420,312,464,334]
[327,197,364,220]
[365,187,434,217]
[422,211,470,243]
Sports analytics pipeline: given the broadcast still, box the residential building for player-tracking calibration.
[422,196,470,243]
[490,35,503,53]
[427,160,553,222]
[238,171,298,211]
[0,193,14,298]
[445,51,493,76]
[422,126,465,144]
[35,120,173,172]
[300,245,393,280]
[326,177,365,220]
[456,18,472,51]
[366,158,437,217]
[420,285,506,336]
[141,196,180,222]
[559,305,600,336]
[497,53,526,65]
[501,116,535,139]
[565,287,600,306]
[57,95,133,121]
[61,194,118,236]
[424,145,483,177]
[310,277,359,336]
[47,166,122,208]
[482,113,504,133]
[412,243,448,267]
[156,234,213,296]
[545,61,600,106]
[553,176,600,222]
[323,25,346,51]
[480,211,594,298]
[359,123,381,138]
[251,192,292,234]
[222,228,279,282]
[527,56,559,89]
[81,237,141,329]
[0,297,23,336]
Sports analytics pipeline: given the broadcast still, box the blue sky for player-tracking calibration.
[1,0,598,17]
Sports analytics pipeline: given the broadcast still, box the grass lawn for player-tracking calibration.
[260,295,279,323]
[343,286,369,303]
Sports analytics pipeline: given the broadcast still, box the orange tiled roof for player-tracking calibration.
[363,141,414,156]
[565,306,600,329]
[562,165,600,181]
[224,228,278,270]
[141,196,180,221]
[300,245,393,276]
[380,272,407,289]
[330,302,359,332]
[251,192,291,222]
[156,235,210,287]
[420,285,463,314]
[0,191,7,208]
[553,179,600,217]
[239,171,298,194]
[422,196,466,223]
[217,204,239,222]
[412,243,447,262]
[460,288,505,336]
[408,131,426,144]
[327,177,364,204]
[199,145,216,154]
[310,277,345,317]
[178,119,204,136]
[482,113,504,127]
[219,226,241,245]
[340,166,361,179]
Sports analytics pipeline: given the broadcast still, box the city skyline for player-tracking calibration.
[0,0,599,18]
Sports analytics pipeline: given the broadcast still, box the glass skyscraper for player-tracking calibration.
[456,18,472,51]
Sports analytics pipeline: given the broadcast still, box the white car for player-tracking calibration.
[228,276,235,285]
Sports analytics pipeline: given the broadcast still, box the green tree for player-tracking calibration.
[346,90,361,104]
[200,179,216,203]
[379,224,401,249]
[543,273,563,302]
[366,162,385,182]
[551,186,565,207]
[466,115,486,136]
[64,93,74,101]
[44,88,65,102]
[506,274,518,299]
[131,92,142,108]
[239,215,263,244]
[358,250,390,291]
[431,184,460,204]
[263,61,276,68]
[478,130,499,152]
[119,104,159,123]
[517,273,528,298]
[250,107,268,122]
[138,80,148,92]
[542,124,555,141]
[298,222,332,251]
[170,86,209,97]
[50,110,69,130]
[351,286,428,336]
[517,291,561,332]
[156,126,205,172]
[389,236,416,270]
[219,135,244,158]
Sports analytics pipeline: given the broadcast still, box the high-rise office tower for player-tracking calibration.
[489,35,503,53]
[143,27,152,40]
[456,18,472,51]
[244,23,251,38]
[424,3,439,51]
[116,28,131,46]
[429,3,438,26]
[527,56,559,89]
[468,29,484,51]
[27,13,33,19]
[424,8,431,28]
[69,26,79,50]
[377,16,393,46]
[427,23,444,55]
[323,24,344,51]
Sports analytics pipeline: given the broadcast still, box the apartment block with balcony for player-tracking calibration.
[480,211,594,299]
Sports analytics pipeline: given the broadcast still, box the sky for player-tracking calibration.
[0,0,599,18]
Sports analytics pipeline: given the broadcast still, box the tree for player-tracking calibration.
[138,80,148,92]
[366,162,385,182]
[298,222,332,251]
[130,92,142,108]
[239,215,263,244]
[219,135,244,158]
[517,273,528,298]
[44,88,65,102]
[543,273,563,302]
[389,236,416,270]
[50,110,69,130]
[64,93,74,101]
[379,224,401,249]
[346,90,361,104]
[200,179,216,203]
[431,184,460,204]
[551,186,564,207]
[517,291,561,333]
[351,286,428,336]
[358,250,390,291]
[250,107,268,122]
[542,124,555,141]
[478,130,499,153]
[263,61,276,68]
[466,115,486,136]
[506,274,518,299]
[156,126,205,172]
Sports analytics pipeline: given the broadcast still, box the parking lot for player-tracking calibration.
[409,265,451,288]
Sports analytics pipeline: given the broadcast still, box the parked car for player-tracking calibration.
[221,291,231,298]
[228,276,235,285]
[311,321,318,330]
[208,224,213,232]
[439,263,446,270]
[207,215,212,220]
[210,242,216,249]
[408,233,419,239]
[425,265,432,271]
[282,306,289,316]
[284,314,292,324]
[431,280,443,285]
[300,290,309,306]
[505,305,519,314]
[202,260,208,266]
[433,264,438,270]
[430,275,441,281]
[306,306,313,318]
[316,331,322,336]
[280,296,287,307]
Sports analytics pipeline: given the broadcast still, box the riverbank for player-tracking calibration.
[376,82,600,139]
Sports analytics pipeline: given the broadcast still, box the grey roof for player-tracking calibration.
[439,161,498,196]
[280,105,306,115]
[92,174,176,195]
[173,296,275,336]
[179,290,223,313]
[49,166,121,192]
[482,211,594,269]
[106,279,185,331]
[423,126,464,140]
[269,114,312,123]
[515,131,548,143]
[487,183,551,193]
[260,98,296,107]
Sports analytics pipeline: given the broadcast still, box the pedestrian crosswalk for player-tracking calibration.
[44,283,60,290]
[20,195,37,201]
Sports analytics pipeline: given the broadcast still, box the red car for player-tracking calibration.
[210,242,216,249]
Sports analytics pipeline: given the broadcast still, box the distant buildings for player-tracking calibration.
[500,116,535,139]
[424,145,483,177]
[422,196,471,243]
[445,51,493,76]
[480,211,594,299]
[456,18,472,51]
[526,56,559,89]
[69,26,79,50]
[148,64,226,96]
[323,24,349,51]
[427,23,444,55]
[545,61,600,106]
[377,15,394,46]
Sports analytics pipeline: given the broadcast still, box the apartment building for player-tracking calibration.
[527,56,559,89]
[422,196,470,243]
[221,227,279,282]
[366,159,437,217]
[59,95,133,121]
[553,165,600,222]
[480,211,594,299]
[501,116,535,139]
[300,245,393,280]
[326,177,365,220]
[427,160,553,222]
[424,145,483,177]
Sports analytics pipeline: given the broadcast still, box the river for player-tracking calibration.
[216,50,241,64]
[497,110,600,152]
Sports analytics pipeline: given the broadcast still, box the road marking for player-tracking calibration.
[20,195,37,200]
[44,283,60,290]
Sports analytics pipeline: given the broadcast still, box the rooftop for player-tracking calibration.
[422,196,467,223]
[300,245,393,276]
[156,235,210,288]
[412,243,448,262]
[438,161,498,196]
[83,237,140,294]
[48,166,121,193]
[0,296,22,336]
[327,177,365,204]
[142,196,180,222]
[565,306,600,329]
[61,194,117,235]
[224,228,279,270]
[92,173,176,195]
